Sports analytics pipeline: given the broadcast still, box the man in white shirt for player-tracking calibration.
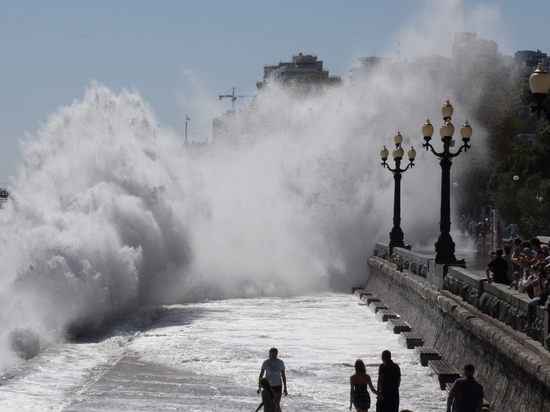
[258,347,287,408]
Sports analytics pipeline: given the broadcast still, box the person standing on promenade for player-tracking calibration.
[258,348,287,409]
[375,350,400,412]
[506,222,519,240]
[349,359,379,411]
[495,221,503,249]
[255,377,279,412]
[446,364,484,412]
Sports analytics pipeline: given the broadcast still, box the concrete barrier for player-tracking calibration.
[366,250,550,412]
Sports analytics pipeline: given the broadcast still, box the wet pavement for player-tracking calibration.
[413,233,498,275]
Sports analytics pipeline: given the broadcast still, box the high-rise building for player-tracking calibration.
[257,53,329,88]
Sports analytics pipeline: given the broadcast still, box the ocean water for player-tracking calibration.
[0,294,446,411]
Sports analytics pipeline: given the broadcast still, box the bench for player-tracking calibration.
[362,295,381,305]
[353,289,370,298]
[429,360,461,390]
[376,309,399,322]
[387,318,411,334]
[398,331,424,349]
[415,346,442,366]
[369,302,389,313]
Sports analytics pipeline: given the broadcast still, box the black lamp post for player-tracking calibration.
[381,132,416,255]
[422,100,473,264]
[529,62,550,124]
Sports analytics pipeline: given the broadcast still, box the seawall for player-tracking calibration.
[366,245,550,412]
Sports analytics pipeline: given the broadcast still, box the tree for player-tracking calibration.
[487,120,550,234]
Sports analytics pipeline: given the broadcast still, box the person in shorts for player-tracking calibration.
[258,348,287,409]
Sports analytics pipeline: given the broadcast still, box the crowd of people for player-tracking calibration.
[476,236,550,332]
[460,216,541,250]
[460,217,494,246]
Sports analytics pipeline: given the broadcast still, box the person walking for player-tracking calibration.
[506,223,519,239]
[255,377,279,412]
[495,221,503,249]
[446,364,484,412]
[258,348,287,409]
[349,359,379,411]
[375,350,400,412]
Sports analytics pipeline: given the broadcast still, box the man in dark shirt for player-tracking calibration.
[447,364,484,412]
[486,249,508,285]
[376,350,400,412]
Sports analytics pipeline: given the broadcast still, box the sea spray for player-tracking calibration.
[0,57,480,368]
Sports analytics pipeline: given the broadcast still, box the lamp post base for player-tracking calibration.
[434,232,457,264]
[389,226,405,256]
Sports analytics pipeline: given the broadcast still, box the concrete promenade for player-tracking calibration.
[62,356,250,411]
[50,294,415,412]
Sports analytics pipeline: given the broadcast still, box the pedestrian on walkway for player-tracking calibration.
[446,364,484,412]
[349,359,379,411]
[258,348,287,409]
[255,377,279,412]
[376,350,400,412]
[506,222,519,239]
[495,221,503,249]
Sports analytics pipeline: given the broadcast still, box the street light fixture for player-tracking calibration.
[381,131,416,255]
[529,62,550,123]
[422,100,472,264]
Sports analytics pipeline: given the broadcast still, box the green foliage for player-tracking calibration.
[446,56,550,235]
[487,119,550,233]
[455,153,492,217]
[448,58,527,219]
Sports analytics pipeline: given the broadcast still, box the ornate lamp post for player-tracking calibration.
[380,132,416,255]
[422,100,473,264]
[529,62,550,124]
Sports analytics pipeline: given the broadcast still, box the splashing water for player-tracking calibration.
[0,38,485,371]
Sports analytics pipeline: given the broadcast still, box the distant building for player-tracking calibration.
[514,49,549,81]
[349,32,503,85]
[451,32,499,64]
[511,50,549,125]
[257,53,329,88]
[348,56,391,86]
[515,49,548,69]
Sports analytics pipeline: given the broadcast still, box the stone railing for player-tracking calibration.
[372,242,550,350]
[366,255,550,411]
[444,265,549,349]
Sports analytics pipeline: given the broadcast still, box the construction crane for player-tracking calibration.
[219,87,254,112]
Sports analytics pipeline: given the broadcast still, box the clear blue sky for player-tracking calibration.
[0,0,548,180]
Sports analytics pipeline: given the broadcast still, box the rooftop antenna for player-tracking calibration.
[185,115,190,143]
[219,87,254,112]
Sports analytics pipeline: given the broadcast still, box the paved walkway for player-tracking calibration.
[413,233,497,274]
